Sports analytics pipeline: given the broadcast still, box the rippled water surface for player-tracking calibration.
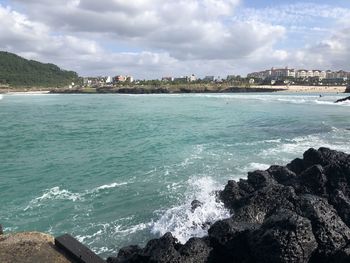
[0,93,349,257]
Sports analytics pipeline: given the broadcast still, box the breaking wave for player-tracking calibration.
[151,176,230,244]
[24,181,128,211]
[260,127,350,159]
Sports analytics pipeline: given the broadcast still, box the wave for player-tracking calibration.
[170,93,350,107]
[239,162,271,173]
[75,219,152,256]
[24,187,83,211]
[7,91,51,95]
[151,176,230,244]
[0,94,3,100]
[90,182,128,193]
[24,181,128,210]
[260,127,350,158]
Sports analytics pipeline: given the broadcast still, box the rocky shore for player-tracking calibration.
[107,147,350,263]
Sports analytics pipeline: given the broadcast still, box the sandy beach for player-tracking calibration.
[273,85,347,93]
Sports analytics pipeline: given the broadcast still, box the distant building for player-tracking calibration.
[113,75,127,83]
[174,76,189,82]
[189,74,197,82]
[270,67,296,79]
[162,77,174,82]
[83,77,105,86]
[203,76,215,82]
[126,75,134,83]
[248,67,349,81]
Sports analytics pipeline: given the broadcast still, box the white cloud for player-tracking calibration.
[1,1,349,78]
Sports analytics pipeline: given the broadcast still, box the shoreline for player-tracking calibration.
[1,85,348,95]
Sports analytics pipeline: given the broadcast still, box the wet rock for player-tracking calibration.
[219,180,247,210]
[190,200,203,212]
[0,224,3,235]
[110,148,350,263]
[335,96,350,103]
[249,209,317,263]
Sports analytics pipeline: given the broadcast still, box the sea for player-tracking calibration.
[0,93,349,258]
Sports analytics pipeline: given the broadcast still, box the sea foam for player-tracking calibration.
[24,182,128,210]
[260,128,350,158]
[151,176,230,244]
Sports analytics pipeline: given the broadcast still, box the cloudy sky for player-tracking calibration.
[0,0,349,79]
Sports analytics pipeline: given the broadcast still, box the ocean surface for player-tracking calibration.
[0,93,349,258]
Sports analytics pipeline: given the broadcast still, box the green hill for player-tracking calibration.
[0,51,79,87]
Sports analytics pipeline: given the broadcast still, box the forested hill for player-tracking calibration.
[0,51,79,87]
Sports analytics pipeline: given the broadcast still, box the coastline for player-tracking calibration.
[1,85,348,95]
[277,85,347,93]
[3,148,350,262]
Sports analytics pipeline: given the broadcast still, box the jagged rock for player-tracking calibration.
[107,245,143,263]
[268,165,298,186]
[298,195,350,261]
[247,170,276,190]
[190,200,203,212]
[233,184,297,224]
[249,209,317,263]
[107,233,212,263]
[177,237,211,263]
[208,219,258,262]
[299,165,327,196]
[287,158,306,175]
[219,180,247,210]
[335,96,350,103]
[110,148,350,263]
[329,190,350,227]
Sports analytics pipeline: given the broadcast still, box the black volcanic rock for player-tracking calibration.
[298,195,350,262]
[335,96,350,103]
[208,219,258,263]
[249,209,317,263]
[190,200,203,212]
[108,148,350,263]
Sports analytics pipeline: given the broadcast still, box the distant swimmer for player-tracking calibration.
[319,94,322,98]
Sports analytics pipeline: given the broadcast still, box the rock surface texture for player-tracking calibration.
[108,147,350,263]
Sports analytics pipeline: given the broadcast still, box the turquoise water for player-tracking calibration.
[0,93,349,258]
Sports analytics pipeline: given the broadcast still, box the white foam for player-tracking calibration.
[260,128,350,158]
[24,187,83,210]
[7,91,50,95]
[151,176,230,244]
[91,182,128,193]
[25,182,128,210]
[0,94,3,100]
[240,162,271,172]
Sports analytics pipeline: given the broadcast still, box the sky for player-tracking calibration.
[0,0,349,79]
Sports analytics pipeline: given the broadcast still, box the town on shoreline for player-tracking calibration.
[1,66,350,94]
